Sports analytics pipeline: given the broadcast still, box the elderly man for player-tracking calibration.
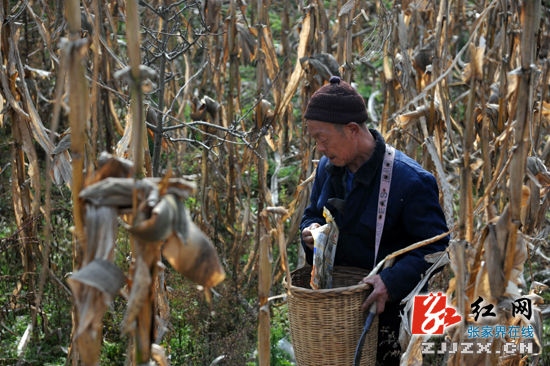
[300,76,449,365]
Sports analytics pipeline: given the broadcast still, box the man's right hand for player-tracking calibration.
[301,223,321,250]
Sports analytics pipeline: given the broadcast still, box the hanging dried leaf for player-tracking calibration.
[262,26,280,82]
[399,335,423,366]
[86,152,134,186]
[383,53,393,81]
[300,52,341,81]
[80,177,156,208]
[16,324,32,358]
[151,344,170,366]
[162,218,225,287]
[274,9,313,119]
[68,259,125,298]
[237,23,257,64]
[115,113,133,159]
[506,67,521,100]
[395,104,440,129]
[483,224,506,299]
[122,257,152,334]
[130,194,180,242]
[204,0,222,33]
[412,40,434,74]
[0,93,4,127]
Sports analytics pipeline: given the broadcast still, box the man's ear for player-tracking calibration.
[346,122,360,136]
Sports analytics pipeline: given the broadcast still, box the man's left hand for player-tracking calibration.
[360,274,390,314]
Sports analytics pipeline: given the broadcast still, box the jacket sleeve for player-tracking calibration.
[300,158,328,265]
[379,173,449,302]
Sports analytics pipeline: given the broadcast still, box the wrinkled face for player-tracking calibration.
[306,120,357,167]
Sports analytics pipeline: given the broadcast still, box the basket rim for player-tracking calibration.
[283,266,372,296]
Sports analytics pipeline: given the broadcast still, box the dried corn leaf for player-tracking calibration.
[18,118,41,219]
[274,9,312,119]
[237,23,257,64]
[162,216,225,287]
[80,177,156,208]
[68,259,125,298]
[116,113,133,158]
[151,344,169,366]
[473,38,486,79]
[52,133,71,155]
[130,194,179,242]
[395,105,430,129]
[108,93,125,136]
[507,67,521,100]
[122,257,151,334]
[81,176,194,208]
[84,205,118,262]
[7,38,72,186]
[472,262,493,305]
[25,3,51,49]
[16,323,32,357]
[470,158,483,172]
[204,0,222,33]
[527,156,550,185]
[412,41,434,74]
[0,93,4,127]
[483,209,508,299]
[504,233,528,297]
[383,53,393,81]
[300,53,340,81]
[399,335,423,366]
[262,26,279,82]
[462,41,485,83]
[97,152,134,176]
[530,281,548,294]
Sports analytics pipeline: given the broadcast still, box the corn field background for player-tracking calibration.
[0,0,549,365]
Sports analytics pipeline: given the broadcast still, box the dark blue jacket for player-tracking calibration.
[300,129,449,303]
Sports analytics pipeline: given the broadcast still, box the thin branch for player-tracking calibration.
[166,60,209,116]
[167,136,219,157]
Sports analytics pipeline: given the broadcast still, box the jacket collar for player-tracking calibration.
[326,128,386,188]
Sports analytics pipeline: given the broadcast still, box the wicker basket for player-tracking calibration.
[285,266,378,366]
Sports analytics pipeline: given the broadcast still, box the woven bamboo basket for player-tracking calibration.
[285,266,378,366]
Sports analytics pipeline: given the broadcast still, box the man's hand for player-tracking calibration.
[360,274,390,314]
[301,223,321,250]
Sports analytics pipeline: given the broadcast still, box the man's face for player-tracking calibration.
[306,120,356,167]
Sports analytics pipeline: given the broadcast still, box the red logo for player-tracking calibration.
[411,293,462,335]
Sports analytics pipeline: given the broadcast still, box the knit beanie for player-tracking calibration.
[304,76,368,124]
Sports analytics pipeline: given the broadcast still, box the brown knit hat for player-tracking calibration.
[304,76,368,124]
